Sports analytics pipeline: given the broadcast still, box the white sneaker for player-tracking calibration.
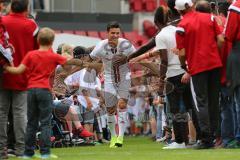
[156,137,167,143]
[162,142,186,149]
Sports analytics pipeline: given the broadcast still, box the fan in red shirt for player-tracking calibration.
[224,0,240,148]
[175,0,224,149]
[4,27,86,158]
[0,0,38,158]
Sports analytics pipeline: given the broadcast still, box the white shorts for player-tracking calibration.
[104,80,130,108]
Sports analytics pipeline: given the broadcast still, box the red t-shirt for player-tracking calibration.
[21,50,67,90]
[224,0,240,42]
[176,11,222,75]
[2,13,39,90]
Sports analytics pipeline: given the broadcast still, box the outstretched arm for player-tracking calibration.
[127,37,156,61]
[4,64,26,74]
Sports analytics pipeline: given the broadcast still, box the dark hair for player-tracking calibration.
[154,6,169,26]
[196,1,211,13]
[73,46,89,59]
[56,43,64,55]
[106,21,121,32]
[167,0,180,19]
[218,2,230,17]
[11,0,29,13]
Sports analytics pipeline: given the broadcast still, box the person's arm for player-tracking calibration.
[4,64,26,74]
[127,37,156,61]
[158,49,168,96]
[212,15,225,50]
[65,58,84,66]
[138,60,160,77]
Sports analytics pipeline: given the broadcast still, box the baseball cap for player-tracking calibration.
[175,0,193,10]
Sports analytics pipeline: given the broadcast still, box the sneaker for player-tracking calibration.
[109,136,117,148]
[72,138,85,144]
[193,142,214,149]
[21,155,33,159]
[225,139,240,149]
[102,139,110,143]
[41,154,58,159]
[7,149,15,157]
[162,142,186,149]
[115,136,124,147]
[79,128,94,138]
[156,137,167,143]
[1,147,8,159]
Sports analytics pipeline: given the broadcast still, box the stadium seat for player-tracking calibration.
[54,30,62,34]
[123,31,147,47]
[75,30,87,36]
[159,0,167,6]
[87,31,100,38]
[99,31,108,40]
[142,0,157,12]
[129,0,143,12]
[62,30,75,34]
[142,20,158,38]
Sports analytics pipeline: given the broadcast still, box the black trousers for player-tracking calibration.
[191,68,221,144]
[167,74,199,144]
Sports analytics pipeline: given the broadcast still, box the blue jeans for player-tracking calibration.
[24,88,53,156]
[233,86,240,141]
[220,87,234,145]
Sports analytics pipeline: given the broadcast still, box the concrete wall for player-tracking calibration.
[47,0,129,14]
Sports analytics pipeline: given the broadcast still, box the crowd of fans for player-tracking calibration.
[0,0,239,159]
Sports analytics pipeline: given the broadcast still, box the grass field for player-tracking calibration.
[11,136,240,160]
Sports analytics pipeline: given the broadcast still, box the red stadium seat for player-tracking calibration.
[54,30,62,34]
[62,30,75,34]
[143,0,157,12]
[75,30,87,36]
[129,0,143,12]
[159,0,167,6]
[99,31,108,40]
[123,31,148,47]
[87,31,100,38]
[143,20,158,38]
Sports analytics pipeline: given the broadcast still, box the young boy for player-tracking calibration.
[4,27,85,158]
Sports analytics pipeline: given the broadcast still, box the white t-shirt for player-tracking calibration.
[64,68,101,110]
[155,25,185,78]
[90,38,136,83]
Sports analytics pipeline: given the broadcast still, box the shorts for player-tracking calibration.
[104,80,130,108]
[53,102,70,120]
[82,110,94,124]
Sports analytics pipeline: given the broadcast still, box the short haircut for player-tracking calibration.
[218,2,230,17]
[195,0,211,13]
[73,46,89,59]
[11,0,28,13]
[154,6,169,26]
[106,21,121,32]
[167,0,180,19]
[37,27,55,46]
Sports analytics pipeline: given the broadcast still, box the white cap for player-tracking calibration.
[175,0,193,11]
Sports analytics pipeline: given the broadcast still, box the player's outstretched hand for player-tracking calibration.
[112,54,128,67]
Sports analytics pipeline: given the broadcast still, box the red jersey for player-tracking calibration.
[224,0,240,42]
[2,13,39,90]
[176,11,222,75]
[22,50,67,90]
